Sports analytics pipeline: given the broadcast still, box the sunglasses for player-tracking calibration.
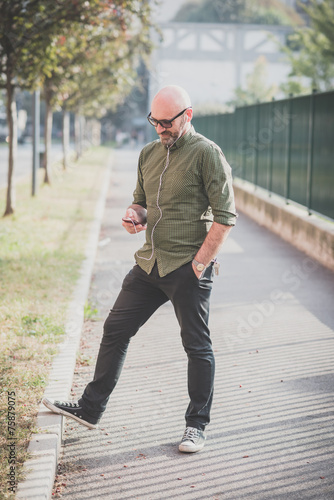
[147,107,192,129]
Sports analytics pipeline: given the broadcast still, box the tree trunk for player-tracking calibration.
[44,86,53,184]
[4,83,17,216]
[74,112,82,160]
[62,108,70,170]
[81,116,87,152]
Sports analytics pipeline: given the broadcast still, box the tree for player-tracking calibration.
[173,0,245,23]
[0,0,154,210]
[303,0,334,59]
[173,0,303,25]
[40,25,98,180]
[40,0,152,174]
[0,0,98,215]
[279,0,334,94]
[244,0,303,25]
[227,55,278,107]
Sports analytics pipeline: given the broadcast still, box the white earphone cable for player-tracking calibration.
[135,134,180,263]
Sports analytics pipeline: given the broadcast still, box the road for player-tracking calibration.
[0,142,72,189]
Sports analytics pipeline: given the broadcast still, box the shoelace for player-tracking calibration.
[57,401,79,408]
[182,427,199,442]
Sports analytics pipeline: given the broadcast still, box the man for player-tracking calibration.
[43,85,237,453]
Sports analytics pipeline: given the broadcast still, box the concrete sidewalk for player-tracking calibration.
[52,149,334,499]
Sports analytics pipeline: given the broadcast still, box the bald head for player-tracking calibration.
[152,85,192,114]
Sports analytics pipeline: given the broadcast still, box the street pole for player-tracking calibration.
[32,90,40,196]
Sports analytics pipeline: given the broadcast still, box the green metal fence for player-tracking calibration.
[192,90,334,220]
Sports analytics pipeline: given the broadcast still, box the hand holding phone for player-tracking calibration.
[122,217,141,225]
[122,205,147,233]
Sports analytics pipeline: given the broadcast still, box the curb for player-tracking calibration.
[16,151,113,500]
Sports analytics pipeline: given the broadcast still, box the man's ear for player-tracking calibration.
[186,108,193,122]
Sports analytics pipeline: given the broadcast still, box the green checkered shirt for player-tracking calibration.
[133,126,237,277]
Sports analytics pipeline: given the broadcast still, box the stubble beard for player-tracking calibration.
[159,131,179,146]
[159,116,187,146]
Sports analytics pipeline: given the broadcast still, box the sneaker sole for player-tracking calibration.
[42,398,98,429]
[179,442,205,453]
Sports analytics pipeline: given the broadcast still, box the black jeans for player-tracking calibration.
[80,261,215,431]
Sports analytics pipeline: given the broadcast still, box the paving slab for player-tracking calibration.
[53,149,334,500]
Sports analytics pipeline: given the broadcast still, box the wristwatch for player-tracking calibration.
[193,259,206,272]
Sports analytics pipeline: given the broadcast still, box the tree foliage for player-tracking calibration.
[0,0,99,214]
[227,56,278,107]
[0,1,96,90]
[57,3,152,118]
[280,0,334,94]
[38,1,153,180]
[173,0,303,25]
[0,0,154,214]
[303,0,334,59]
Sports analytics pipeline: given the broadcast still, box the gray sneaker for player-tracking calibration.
[42,398,99,429]
[179,426,206,453]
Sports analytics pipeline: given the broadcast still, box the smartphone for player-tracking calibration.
[122,217,141,225]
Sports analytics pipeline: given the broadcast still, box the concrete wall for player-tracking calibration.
[233,178,334,272]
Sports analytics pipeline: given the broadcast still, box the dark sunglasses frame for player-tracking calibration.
[147,107,192,129]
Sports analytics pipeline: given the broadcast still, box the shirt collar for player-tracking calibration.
[164,125,196,151]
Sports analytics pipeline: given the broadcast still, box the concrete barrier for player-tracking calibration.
[233,178,334,272]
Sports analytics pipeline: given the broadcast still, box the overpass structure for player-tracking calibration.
[149,22,293,107]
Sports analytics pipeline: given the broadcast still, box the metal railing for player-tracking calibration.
[192,90,334,220]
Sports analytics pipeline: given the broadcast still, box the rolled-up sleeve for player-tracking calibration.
[202,144,237,226]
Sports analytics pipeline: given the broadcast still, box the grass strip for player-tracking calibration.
[0,146,111,499]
